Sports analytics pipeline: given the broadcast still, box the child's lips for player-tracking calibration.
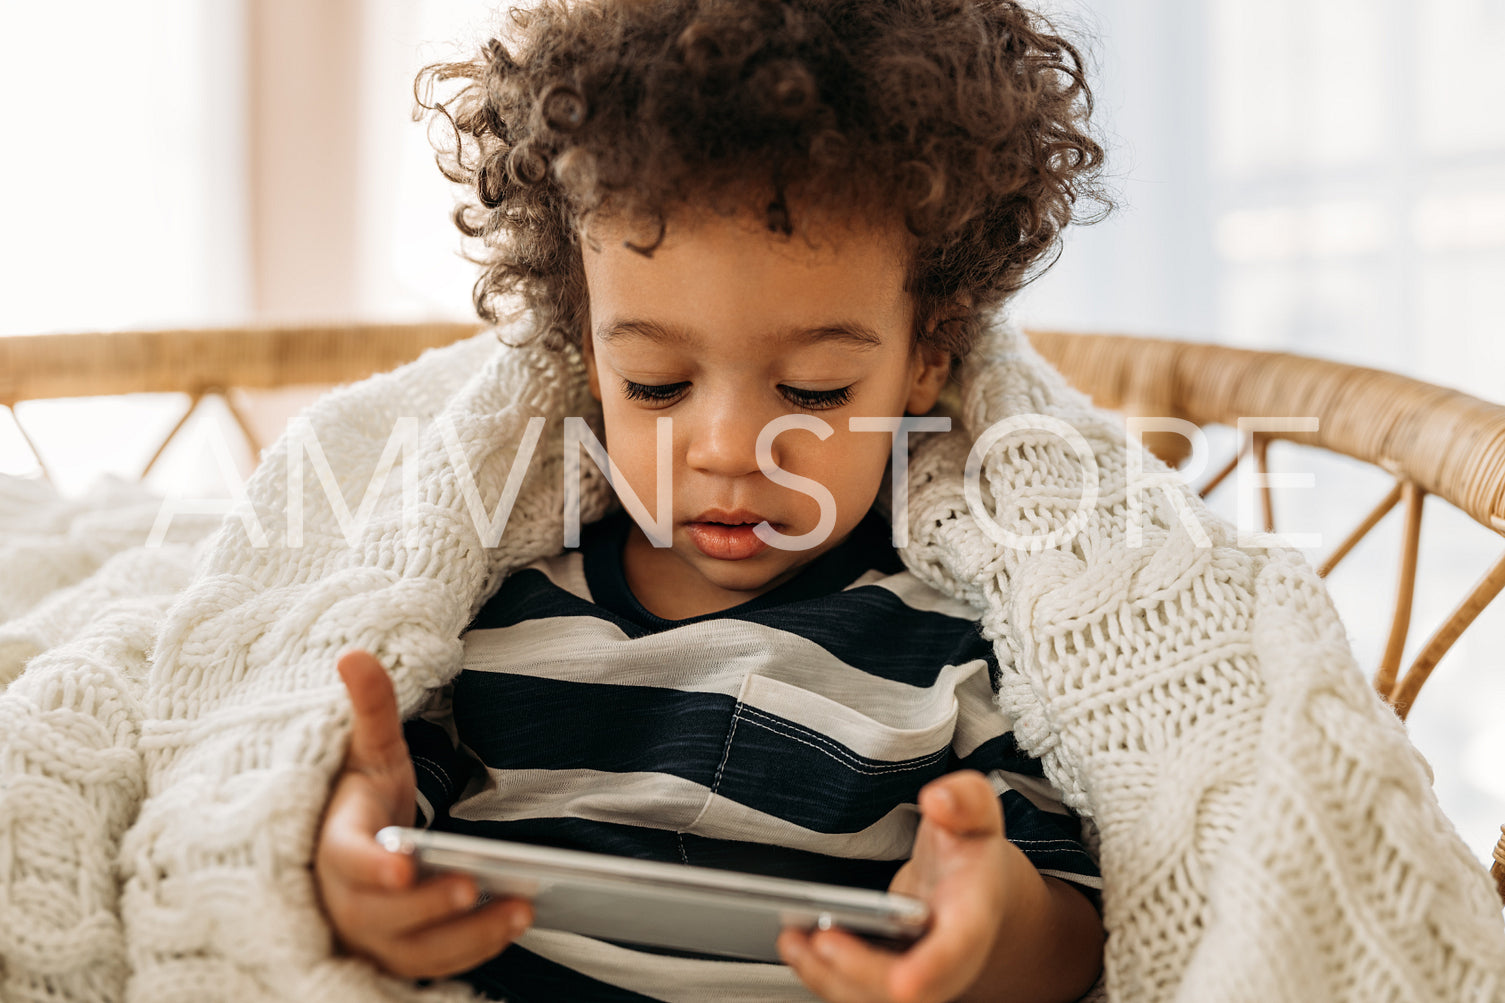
[685,514,779,561]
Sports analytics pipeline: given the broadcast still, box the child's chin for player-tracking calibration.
[688,551,805,594]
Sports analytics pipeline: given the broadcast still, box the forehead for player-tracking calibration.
[580,206,915,352]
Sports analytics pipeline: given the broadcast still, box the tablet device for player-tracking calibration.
[375,826,929,963]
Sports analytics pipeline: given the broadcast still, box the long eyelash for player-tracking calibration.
[620,379,688,403]
[781,385,855,410]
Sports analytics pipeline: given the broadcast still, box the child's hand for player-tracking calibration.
[776,771,1014,1003]
[313,649,533,979]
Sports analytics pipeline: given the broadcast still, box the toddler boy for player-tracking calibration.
[315,1,1112,1000]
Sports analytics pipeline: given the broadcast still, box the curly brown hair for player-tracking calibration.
[417,0,1112,363]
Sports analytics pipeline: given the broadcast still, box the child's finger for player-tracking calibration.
[883,874,999,1001]
[381,897,534,981]
[336,649,410,774]
[332,874,490,940]
[779,927,895,1003]
[919,770,1004,839]
[318,775,414,891]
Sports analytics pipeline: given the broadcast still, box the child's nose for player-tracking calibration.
[684,402,765,478]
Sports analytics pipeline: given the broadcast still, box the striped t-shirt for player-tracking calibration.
[403,508,1099,1003]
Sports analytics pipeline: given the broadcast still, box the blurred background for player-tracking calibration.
[1,1,1502,866]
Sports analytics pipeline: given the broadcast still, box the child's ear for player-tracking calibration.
[906,299,968,414]
[581,329,603,402]
[905,342,951,415]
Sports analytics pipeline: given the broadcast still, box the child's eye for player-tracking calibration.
[780,385,854,410]
[620,379,689,404]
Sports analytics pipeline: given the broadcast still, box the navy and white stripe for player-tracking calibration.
[404,508,1099,1002]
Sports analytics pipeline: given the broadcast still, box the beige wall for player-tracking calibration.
[246,0,366,321]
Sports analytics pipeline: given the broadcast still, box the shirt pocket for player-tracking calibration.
[686,668,970,861]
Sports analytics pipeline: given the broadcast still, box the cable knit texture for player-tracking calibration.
[1,315,1502,1002]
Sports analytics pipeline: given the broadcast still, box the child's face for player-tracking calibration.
[580,205,949,619]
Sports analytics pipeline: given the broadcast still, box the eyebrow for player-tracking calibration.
[596,318,883,350]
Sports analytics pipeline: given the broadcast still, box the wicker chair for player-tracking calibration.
[3,321,1503,902]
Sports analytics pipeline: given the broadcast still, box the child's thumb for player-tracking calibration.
[920,771,1004,839]
[336,649,408,772]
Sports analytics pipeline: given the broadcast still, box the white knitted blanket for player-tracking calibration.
[2,315,1503,1003]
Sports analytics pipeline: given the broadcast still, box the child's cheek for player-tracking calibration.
[602,406,669,511]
